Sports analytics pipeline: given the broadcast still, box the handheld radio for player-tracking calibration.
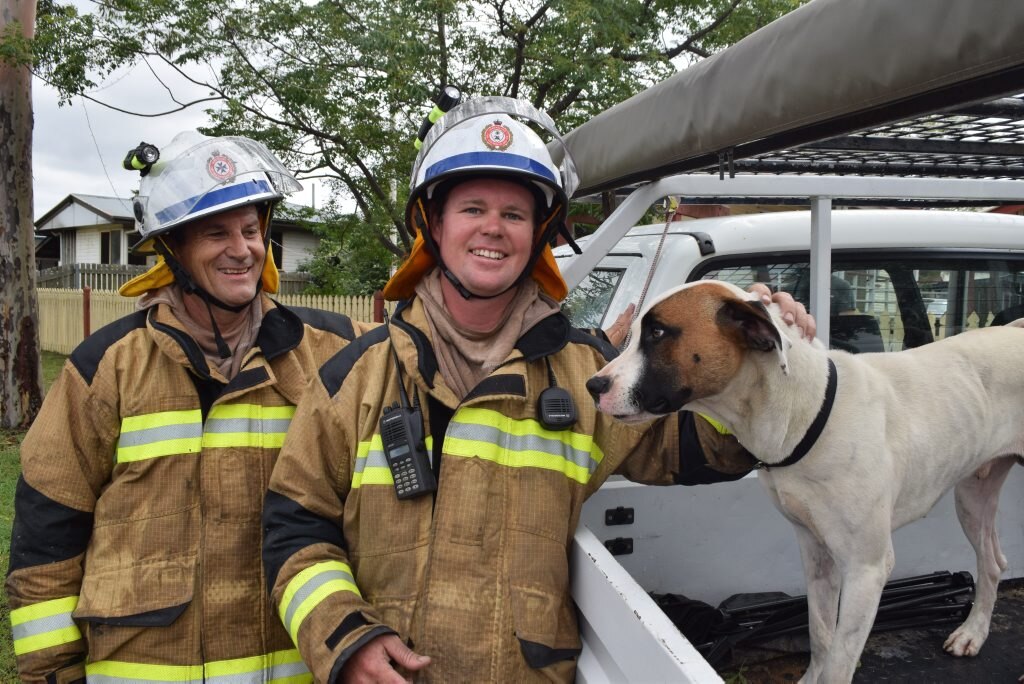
[380,312,437,499]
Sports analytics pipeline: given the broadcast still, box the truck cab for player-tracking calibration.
[559,209,1024,354]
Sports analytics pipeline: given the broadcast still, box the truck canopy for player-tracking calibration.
[560,0,1024,197]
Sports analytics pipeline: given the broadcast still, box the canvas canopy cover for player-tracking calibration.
[560,0,1024,196]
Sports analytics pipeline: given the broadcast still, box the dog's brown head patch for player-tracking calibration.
[634,282,786,411]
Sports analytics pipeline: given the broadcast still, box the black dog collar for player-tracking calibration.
[757,358,837,470]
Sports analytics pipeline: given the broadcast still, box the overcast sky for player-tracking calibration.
[31,61,319,222]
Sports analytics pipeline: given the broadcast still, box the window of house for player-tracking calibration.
[60,232,76,265]
[101,229,122,265]
[270,230,284,271]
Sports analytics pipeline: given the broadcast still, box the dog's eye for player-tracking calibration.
[651,326,665,339]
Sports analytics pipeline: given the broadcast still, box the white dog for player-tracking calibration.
[586,280,1024,684]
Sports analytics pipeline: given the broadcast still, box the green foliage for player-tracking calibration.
[41,351,65,391]
[283,205,393,295]
[14,0,801,293]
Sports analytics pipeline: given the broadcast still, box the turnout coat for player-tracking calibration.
[263,296,751,683]
[6,297,361,683]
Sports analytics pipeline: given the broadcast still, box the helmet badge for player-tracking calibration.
[207,153,237,182]
[481,121,513,151]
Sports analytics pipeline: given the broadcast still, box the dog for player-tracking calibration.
[585,280,1024,684]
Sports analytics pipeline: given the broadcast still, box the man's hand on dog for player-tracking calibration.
[748,283,816,340]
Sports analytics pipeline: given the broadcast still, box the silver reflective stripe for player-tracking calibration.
[10,611,75,641]
[449,422,598,473]
[116,423,203,448]
[353,448,389,474]
[204,417,293,434]
[283,568,355,631]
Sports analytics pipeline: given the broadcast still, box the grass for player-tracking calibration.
[1,350,66,679]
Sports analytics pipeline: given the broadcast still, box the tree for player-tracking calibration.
[0,0,42,429]
[20,0,799,291]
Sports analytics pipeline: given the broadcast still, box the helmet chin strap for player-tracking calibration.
[415,199,562,302]
[154,236,264,359]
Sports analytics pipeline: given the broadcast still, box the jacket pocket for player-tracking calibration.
[510,584,581,668]
[74,556,195,623]
[48,659,86,684]
[508,531,581,669]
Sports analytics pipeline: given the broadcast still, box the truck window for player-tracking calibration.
[563,268,624,329]
[701,257,1024,353]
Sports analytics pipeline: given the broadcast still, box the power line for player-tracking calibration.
[80,96,132,212]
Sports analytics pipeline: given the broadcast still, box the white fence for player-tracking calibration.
[37,263,313,294]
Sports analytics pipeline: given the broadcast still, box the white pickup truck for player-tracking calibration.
[559,208,1024,681]
[547,0,1024,677]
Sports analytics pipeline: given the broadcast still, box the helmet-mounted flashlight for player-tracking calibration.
[414,85,462,149]
[122,142,160,176]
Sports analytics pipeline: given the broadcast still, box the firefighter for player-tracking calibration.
[6,132,365,682]
[262,97,814,682]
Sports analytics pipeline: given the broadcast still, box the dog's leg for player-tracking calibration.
[795,527,839,684]
[820,528,894,684]
[944,455,1016,657]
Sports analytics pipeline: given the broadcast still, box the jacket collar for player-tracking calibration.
[391,296,572,388]
[149,295,305,383]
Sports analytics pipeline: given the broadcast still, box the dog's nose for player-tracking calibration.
[586,375,610,399]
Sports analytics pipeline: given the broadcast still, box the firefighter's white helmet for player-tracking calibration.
[132,131,301,252]
[406,96,579,235]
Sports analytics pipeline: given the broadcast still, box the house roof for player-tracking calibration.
[35,193,135,231]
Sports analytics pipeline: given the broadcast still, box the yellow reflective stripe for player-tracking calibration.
[85,660,204,681]
[203,404,296,450]
[85,649,311,683]
[10,596,78,625]
[10,596,82,656]
[280,561,360,645]
[117,439,202,462]
[445,407,603,484]
[352,436,392,487]
[120,409,202,433]
[117,409,203,462]
[352,436,433,488]
[205,648,311,683]
[698,413,732,435]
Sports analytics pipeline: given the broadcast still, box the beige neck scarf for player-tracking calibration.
[415,269,560,399]
[139,285,263,381]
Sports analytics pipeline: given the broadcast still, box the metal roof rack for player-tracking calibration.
[725,95,1024,182]
[581,95,1024,210]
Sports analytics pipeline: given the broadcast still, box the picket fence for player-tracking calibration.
[37,288,391,355]
[37,263,313,294]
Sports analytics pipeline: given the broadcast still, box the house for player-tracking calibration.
[34,193,322,273]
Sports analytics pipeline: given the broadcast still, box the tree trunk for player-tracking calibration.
[0,0,42,429]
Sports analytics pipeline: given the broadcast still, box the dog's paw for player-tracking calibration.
[943,625,987,657]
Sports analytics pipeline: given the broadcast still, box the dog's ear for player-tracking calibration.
[717,296,789,373]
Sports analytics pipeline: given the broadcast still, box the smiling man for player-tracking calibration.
[261,97,815,683]
[6,132,366,682]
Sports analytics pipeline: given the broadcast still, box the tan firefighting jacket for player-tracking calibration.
[263,297,753,683]
[6,296,365,683]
